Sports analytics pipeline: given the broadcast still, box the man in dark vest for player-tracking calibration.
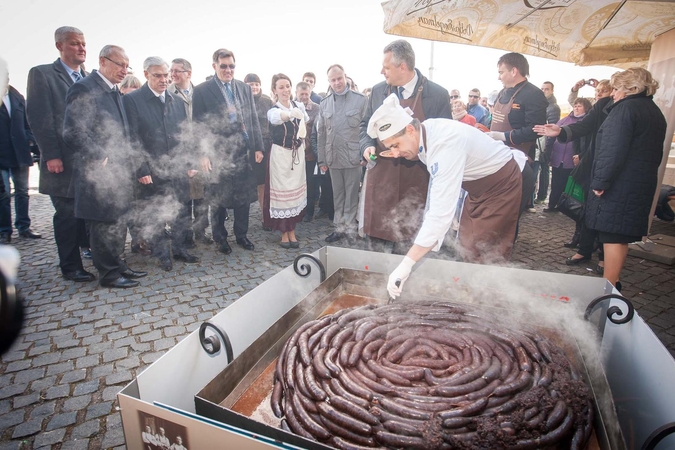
[360,39,451,252]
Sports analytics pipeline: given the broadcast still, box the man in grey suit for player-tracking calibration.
[26,26,93,282]
[192,48,264,255]
[123,56,198,272]
[63,45,147,288]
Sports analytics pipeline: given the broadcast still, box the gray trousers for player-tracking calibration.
[329,166,361,233]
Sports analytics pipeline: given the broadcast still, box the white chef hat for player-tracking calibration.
[367,93,414,141]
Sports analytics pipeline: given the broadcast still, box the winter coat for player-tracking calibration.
[585,92,667,237]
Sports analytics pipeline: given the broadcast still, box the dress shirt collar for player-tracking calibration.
[96,70,115,90]
[399,71,418,100]
[2,93,10,115]
[59,59,83,80]
[149,87,165,102]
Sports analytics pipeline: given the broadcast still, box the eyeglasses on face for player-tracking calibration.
[450,95,459,99]
[103,56,131,71]
[149,73,170,79]
[468,95,480,98]
[219,64,236,70]
[170,69,188,75]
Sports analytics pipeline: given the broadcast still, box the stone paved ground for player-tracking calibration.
[1,183,674,449]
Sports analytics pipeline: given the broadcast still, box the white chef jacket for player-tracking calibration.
[415,118,515,251]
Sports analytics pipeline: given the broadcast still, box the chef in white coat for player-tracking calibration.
[367,94,524,298]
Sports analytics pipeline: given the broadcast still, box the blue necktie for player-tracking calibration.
[225,82,235,103]
[72,72,82,82]
[398,86,405,100]
[183,89,189,96]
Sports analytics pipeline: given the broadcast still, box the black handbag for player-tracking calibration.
[556,176,585,222]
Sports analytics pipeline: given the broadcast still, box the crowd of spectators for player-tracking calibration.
[0,27,668,294]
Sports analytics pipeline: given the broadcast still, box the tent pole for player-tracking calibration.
[429,41,435,81]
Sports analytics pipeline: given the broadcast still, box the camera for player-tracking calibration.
[0,246,24,356]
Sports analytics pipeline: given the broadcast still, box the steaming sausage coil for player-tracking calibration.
[272,302,594,449]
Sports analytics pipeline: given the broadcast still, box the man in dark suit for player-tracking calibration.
[26,26,93,281]
[63,45,147,288]
[192,48,264,255]
[1,78,41,244]
[123,56,198,271]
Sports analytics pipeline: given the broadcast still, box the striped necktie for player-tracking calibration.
[224,82,235,103]
[72,71,82,82]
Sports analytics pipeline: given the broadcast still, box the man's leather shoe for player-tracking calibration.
[565,255,591,266]
[0,233,10,244]
[19,229,42,239]
[100,277,140,288]
[219,241,232,255]
[236,237,254,251]
[174,248,199,263]
[81,248,92,259]
[543,208,558,213]
[120,269,148,279]
[63,269,96,282]
[325,232,344,243]
[158,257,173,271]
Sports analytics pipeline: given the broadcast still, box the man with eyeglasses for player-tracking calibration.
[63,45,147,288]
[26,26,93,282]
[466,88,489,127]
[123,56,199,272]
[360,39,451,252]
[192,48,264,255]
[168,58,208,246]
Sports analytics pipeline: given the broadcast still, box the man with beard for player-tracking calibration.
[123,56,198,271]
[360,40,451,251]
[26,26,93,282]
[63,45,147,288]
[192,48,264,255]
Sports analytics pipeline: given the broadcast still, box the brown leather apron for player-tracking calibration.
[458,158,522,263]
[362,82,429,242]
[491,84,535,160]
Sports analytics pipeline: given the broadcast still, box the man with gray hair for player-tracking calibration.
[317,64,367,242]
[63,45,147,288]
[123,56,198,272]
[359,39,451,251]
[26,26,94,282]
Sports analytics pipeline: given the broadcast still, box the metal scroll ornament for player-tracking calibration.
[584,293,635,325]
[642,422,675,450]
[199,321,234,363]
[293,253,326,282]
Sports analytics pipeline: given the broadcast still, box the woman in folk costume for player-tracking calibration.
[263,74,309,248]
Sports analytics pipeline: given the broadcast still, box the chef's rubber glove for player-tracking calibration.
[290,108,305,120]
[388,256,415,298]
[487,131,506,142]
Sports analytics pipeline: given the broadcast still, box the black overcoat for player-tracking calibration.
[123,84,191,203]
[26,59,87,197]
[63,70,134,222]
[585,93,667,237]
[0,86,36,169]
[192,77,263,207]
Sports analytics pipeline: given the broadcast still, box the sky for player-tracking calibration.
[1,0,619,108]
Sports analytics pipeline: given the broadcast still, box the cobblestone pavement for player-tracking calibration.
[1,184,674,449]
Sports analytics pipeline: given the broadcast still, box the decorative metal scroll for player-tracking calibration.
[584,293,635,325]
[199,321,233,363]
[642,422,675,450]
[293,253,326,282]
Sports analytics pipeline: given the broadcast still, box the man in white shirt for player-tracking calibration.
[367,94,523,298]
